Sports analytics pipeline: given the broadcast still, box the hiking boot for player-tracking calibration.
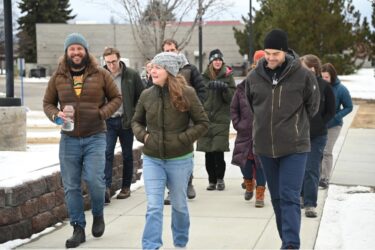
[244,178,255,201]
[164,193,171,205]
[319,179,329,189]
[65,224,85,248]
[255,186,266,207]
[216,179,225,191]
[104,187,111,204]
[116,187,131,199]
[241,179,246,189]
[206,183,216,191]
[187,184,196,199]
[305,206,318,218]
[92,215,105,237]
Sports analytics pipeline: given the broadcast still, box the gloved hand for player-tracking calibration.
[208,80,228,90]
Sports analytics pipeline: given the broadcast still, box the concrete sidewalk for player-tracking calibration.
[18,105,373,250]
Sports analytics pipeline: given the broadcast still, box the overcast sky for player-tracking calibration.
[67,0,373,24]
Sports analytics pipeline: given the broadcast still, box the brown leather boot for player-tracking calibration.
[255,186,266,207]
[244,179,255,201]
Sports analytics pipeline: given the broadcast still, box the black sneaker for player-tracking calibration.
[319,179,329,189]
[216,179,225,191]
[105,188,111,204]
[164,193,171,205]
[187,184,196,199]
[305,206,318,218]
[92,215,105,238]
[65,224,85,248]
[206,183,216,191]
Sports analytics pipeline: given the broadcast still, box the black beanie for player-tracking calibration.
[208,49,224,64]
[264,29,288,52]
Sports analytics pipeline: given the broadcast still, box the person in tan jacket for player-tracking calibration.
[43,33,121,248]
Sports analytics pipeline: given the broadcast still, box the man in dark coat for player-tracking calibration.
[246,29,320,249]
[102,47,144,203]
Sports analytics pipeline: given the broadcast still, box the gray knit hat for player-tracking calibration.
[64,33,89,51]
[151,52,183,76]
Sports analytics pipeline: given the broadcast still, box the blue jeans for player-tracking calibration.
[59,132,106,228]
[241,159,267,186]
[142,155,193,249]
[259,153,307,249]
[302,135,327,207]
[105,117,134,188]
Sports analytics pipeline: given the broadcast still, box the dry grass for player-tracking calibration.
[351,102,375,129]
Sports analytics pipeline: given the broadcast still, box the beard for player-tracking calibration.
[67,54,89,69]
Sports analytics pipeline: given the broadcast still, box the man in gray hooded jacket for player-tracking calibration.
[246,28,320,249]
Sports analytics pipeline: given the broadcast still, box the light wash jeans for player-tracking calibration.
[142,155,193,250]
[321,126,342,181]
[59,133,106,228]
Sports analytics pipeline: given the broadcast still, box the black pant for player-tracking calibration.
[205,151,226,184]
[105,117,134,188]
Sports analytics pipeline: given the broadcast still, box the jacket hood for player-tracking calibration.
[237,79,246,91]
[254,53,301,80]
[225,65,233,77]
[333,78,341,86]
[286,48,299,59]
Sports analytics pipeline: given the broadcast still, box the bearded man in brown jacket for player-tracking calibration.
[43,33,122,248]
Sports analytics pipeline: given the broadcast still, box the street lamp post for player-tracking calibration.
[248,0,253,65]
[198,0,203,73]
[4,0,14,98]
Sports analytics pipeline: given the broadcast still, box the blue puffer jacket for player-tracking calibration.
[327,78,353,128]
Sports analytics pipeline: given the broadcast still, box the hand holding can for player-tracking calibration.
[62,105,74,131]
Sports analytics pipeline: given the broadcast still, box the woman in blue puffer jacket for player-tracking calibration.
[320,63,353,188]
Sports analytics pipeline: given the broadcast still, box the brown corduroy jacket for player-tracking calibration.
[43,54,122,137]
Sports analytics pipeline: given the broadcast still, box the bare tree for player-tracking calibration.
[115,0,229,59]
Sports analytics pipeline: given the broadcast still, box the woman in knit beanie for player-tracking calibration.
[132,52,209,250]
[196,49,236,191]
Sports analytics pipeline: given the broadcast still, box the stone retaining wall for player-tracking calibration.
[0,146,143,243]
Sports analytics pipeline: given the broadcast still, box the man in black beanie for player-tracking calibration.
[245,28,320,249]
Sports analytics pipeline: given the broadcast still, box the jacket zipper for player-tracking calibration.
[271,89,275,157]
[270,64,293,156]
[295,114,299,135]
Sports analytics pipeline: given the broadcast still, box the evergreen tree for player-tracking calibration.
[234,0,363,74]
[370,1,375,65]
[17,0,75,62]
[233,16,251,57]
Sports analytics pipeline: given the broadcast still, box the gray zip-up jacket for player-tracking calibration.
[246,54,320,158]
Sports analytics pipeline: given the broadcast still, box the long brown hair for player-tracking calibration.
[167,74,190,112]
[207,63,220,80]
[300,54,322,76]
